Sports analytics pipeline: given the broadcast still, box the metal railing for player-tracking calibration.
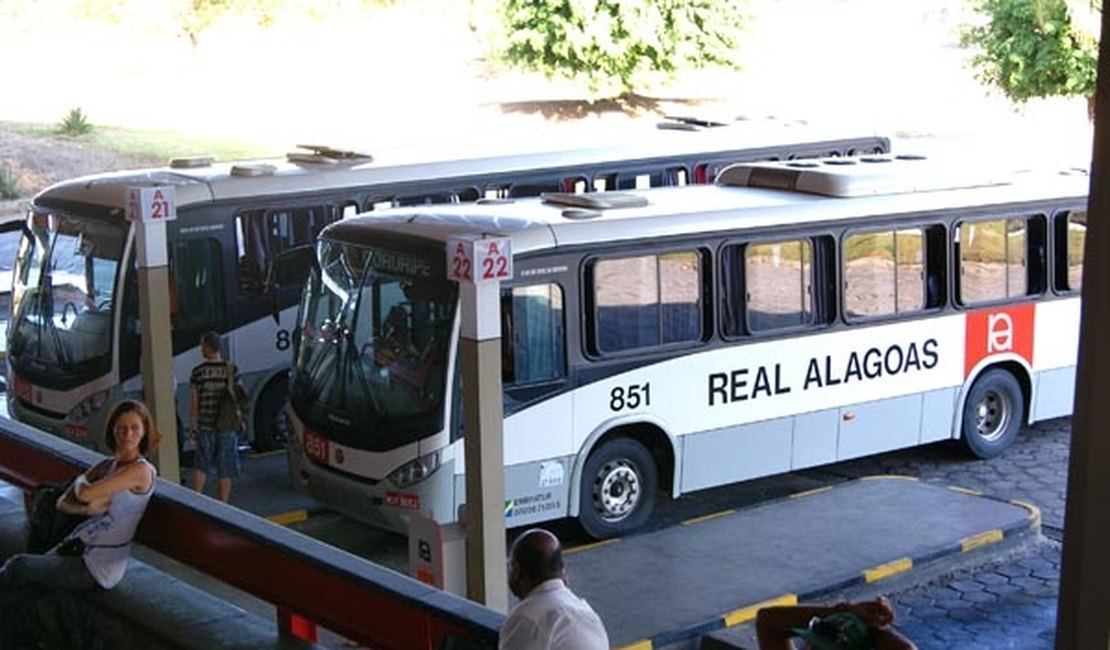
[0,416,502,649]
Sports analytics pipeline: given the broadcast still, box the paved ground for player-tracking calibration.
[705,418,1069,650]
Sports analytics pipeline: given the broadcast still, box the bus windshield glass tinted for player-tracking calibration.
[9,207,124,373]
[292,239,456,445]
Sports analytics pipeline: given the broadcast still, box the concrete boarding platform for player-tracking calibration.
[561,475,1040,649]
[0,482,317,650]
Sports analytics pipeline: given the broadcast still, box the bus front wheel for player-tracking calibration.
[252,375,290,452]
[578,438,656,539]
[961,369,1024,459]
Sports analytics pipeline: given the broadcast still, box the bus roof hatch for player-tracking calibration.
[287,144,374,165]
[717,155,1012,198]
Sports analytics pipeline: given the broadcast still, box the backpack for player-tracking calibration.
[25,477,87,554]
[215,363,249,431]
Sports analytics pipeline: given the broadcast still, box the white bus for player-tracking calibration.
[4,121,890,453]
[282,154,1088,539]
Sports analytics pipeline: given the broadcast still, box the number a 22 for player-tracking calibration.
[453,257,472,280]
[482,256,508,280]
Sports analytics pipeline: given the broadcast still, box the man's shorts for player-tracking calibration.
[193,429,242,478]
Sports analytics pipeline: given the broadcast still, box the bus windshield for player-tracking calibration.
[291,239,456,448]
[10,207,124,380]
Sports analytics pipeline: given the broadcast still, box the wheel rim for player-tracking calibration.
[975,388,1012,442]
[592,458,641,523]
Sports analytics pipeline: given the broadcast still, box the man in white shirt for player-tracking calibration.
[499,528,609,650]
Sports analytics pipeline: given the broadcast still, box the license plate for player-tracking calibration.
[385,492,420,509]
[303,429,329,464]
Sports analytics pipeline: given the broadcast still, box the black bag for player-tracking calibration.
[215,363,248,431]
[25,478,88,554]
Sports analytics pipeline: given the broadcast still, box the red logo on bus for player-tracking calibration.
[964,304,1034,377]
[303,429,329,465]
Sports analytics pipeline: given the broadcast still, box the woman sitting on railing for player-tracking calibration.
[0,399,158,608]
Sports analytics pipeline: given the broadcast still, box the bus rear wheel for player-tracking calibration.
[578,438,656,540]
[961,369,1024,459]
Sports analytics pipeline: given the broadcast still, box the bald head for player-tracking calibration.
[508,529,565,598]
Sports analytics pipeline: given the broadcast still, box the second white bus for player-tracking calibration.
[283,154,1088,538]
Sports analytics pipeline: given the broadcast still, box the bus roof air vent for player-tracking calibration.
[541,192,649,210]
[287,144,374,165]
[230,163,277,177]
[169,155,215,169]
[657,115,729,131]
[717,154,1011,198]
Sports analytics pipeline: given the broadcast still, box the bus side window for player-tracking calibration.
[508,180,563,198]
[170,238,226,345]
[1054,211,1087,292]
[745,238,813,332]
[719,244,746,337]
[501,283,566,415]
[501,284,565,385]
[957,216,1031,305]
[237,205,337,297]
[392,191,460,207]
[1026,214,1048,295]
[589,250,703,354]
[924,225,947,309]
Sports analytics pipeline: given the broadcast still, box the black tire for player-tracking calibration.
[176,415,195,471]
[578,438,657,539]
[252,374,290,452]
[961,369,1024,459]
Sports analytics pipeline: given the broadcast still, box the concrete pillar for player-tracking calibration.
[1056,8,1110,646]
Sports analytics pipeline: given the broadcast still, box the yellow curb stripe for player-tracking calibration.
[790,486,833,499]
[614,640,653,650]
[1010,499,1043,527]
[961,529,1004,552]
[683,510,734,526]
[864,557,913,583]
[947,485,983,496]
[268,510,309,526]
[565,538,618,554]
[861,475,918,482]
[724,594,798,628]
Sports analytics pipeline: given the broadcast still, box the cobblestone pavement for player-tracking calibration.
[820,418,1069,649]
[711,419,1069,650]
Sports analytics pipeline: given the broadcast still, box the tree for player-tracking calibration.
[493,0,748,101]
[959,0,1099,117]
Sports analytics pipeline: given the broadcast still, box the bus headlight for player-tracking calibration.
[388,450,441,488]
[71,390,110,421]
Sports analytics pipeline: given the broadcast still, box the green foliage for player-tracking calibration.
[0,165,19,200]
[57,107,93,137]
[494,0,748,100]
[959,0,1098,104]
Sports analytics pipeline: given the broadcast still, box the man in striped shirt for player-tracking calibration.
[188,331,243,503]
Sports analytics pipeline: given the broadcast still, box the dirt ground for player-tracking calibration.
[0,123,164,217]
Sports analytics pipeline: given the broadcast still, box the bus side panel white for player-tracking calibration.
[1033,299,1080,371]
[230,306,298,375]
[680,418,792,493]
[791,409,838,470]
[502,457,574,528]
[837,394,921,460]
[503,394,574,466]
[1033,368,1076,421]
[920,387,958,444]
